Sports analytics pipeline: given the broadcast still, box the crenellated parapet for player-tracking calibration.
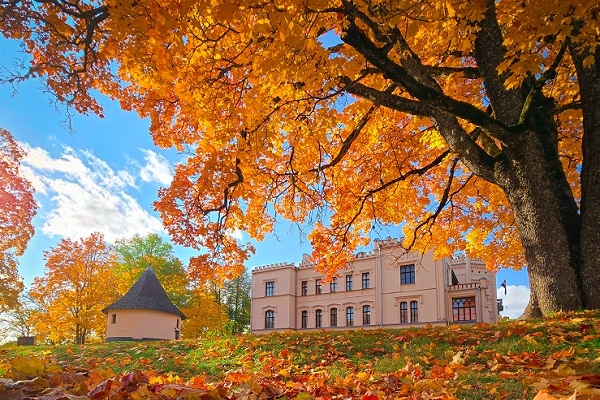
[373,237,403,249]
[252,262,296,273]
[354,251,376,259]
[450,255,484,264]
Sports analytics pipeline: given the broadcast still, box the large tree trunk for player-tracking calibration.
[471,1,588,316]
[571,46,600,310]
[496,129,583,314]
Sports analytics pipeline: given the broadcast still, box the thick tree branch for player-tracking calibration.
[341,79,498,182]
[341,19,511,143]
[472,0,524,125]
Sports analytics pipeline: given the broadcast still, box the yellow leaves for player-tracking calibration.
[7,356,45,380]
[30,232,119,344]
[450,350,465,365]
[583,55,595,68]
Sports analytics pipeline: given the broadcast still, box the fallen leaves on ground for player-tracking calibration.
[0,311,598,399]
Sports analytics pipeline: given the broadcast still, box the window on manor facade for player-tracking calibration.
[301,310,308,328]
[346,307,354,326]
[400,301,408,323]
[266,281,275,296]
[410,301,418,323]
[362,272,370,289]
[111,314,117,324]
[401,264,415,284]
[315,309,322,328]
[452,297,477,322]
[301,281,307,296]
[265,310,275,329]
[346,275,353,291]
[330,277,337,293]
[362,305,371,325]
[316,279,322,294]
[330,308,337,327]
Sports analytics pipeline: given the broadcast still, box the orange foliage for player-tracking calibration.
[0,129,37,310]
[1,311,599,399]
[0,0,595,282]
[30,232,120,344]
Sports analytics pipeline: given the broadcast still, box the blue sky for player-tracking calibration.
[0,38,529,319]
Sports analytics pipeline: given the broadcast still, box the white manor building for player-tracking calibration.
[250,238,500,333]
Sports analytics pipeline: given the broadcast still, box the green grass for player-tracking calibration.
[0,310,599,399]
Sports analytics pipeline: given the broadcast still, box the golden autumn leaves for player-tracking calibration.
[1,310,598,399]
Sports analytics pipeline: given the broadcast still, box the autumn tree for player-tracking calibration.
[30,232,119,344]
[217,269,251,335]
[180,283,228,338]
[0,128,37,311]
[0,292,37,340]
[1,0,598,317]
[113,233,189,307]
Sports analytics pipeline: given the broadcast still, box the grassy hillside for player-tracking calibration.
[0,311,599,399]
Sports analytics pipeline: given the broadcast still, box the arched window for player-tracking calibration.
[265,310,275,329]
[452,297,477,322]
[315,309,322,328]
[410,301,418,323]
[346,307,354,326]
[301,310,308,328]
[400,302,408,323]
[330,308,338,327]
[362,305,371,325]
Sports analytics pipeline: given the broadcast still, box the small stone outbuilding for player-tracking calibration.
[103,267,186,341]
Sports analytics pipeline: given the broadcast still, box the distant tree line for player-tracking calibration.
[1,233,251,345]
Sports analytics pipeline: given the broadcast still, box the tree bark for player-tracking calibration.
[470,1,586,316]
[571,46,600,310]
[494,130,583,314]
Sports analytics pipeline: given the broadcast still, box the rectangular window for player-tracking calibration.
[316,279,322,294]
[362,305,371,325]
[346,307,354,326]
[410,301,418,323]
[301,310,308,328]
[401,264,416,285]
[362,272,370,289]
[265,310,275,329]
[330,308,337,327]
[400,302,408,323]
[301,281,308,296]
[111,314,117,324]
[315,309,322,328]
[346,275,353,291]
[330,277,337,293]
[266,281,275,297]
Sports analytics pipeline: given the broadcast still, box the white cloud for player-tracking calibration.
[497,285,530,319]
[22,144,164,242]
[227,228,245,241]
[139,149,172,185]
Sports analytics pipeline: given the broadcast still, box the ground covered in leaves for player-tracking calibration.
[0,311,599,399]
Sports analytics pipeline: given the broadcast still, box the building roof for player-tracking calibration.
[102,267,186,319]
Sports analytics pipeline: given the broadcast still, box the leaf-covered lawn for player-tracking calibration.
[1,311,599,399]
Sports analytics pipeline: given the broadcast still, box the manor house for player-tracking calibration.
[250,238,499,333]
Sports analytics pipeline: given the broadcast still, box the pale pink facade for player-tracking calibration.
[105,309,183,341]
[251,238,499,333]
